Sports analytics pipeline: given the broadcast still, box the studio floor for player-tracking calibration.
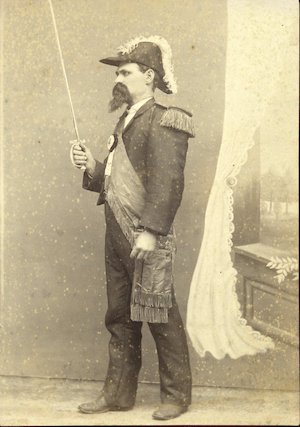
[0,376,299,426]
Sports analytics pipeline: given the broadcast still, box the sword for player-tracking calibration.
[47,0,86,170]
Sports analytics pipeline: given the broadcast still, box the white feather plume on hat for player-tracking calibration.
[117,35,178,94]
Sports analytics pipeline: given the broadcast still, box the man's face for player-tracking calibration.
[114,63,148,100]
[108,63,151,112]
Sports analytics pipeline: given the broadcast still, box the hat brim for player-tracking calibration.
[100,56,127,67]
[99,56,172,94]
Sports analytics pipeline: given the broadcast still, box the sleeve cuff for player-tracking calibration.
[82,160,105,192]
[143,226,161,236]
[138,221,167,236]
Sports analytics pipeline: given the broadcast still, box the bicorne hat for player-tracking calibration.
[100,36,177,95]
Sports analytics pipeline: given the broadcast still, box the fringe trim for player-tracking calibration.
[133,287,172,309]
[117,35,177,94]
[131,304,169,323]
[160,108,195,137]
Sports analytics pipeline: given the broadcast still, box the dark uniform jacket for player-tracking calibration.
[83,98,194,236]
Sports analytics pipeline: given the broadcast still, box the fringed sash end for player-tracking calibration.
[131,304,169,323]
[131,288,172,323]
[133,287,172,309]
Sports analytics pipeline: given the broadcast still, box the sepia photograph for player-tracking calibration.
[0,0,299,425]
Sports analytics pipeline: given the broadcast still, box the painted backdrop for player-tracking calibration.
[1,0,298,390]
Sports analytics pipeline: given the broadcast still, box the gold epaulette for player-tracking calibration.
[160,106,195,138]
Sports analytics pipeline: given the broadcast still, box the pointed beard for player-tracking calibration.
[108,83,133,112]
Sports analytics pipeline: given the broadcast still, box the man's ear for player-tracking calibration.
[145,68,155,85]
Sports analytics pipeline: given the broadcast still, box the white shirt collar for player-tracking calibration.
[123,97,153,129]
[127,96,153,114]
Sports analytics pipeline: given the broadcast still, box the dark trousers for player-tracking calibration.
[103,203,192,408]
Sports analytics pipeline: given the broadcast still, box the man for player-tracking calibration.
[71,36,195,421]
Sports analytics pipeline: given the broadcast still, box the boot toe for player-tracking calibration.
[152,403,188,420]
[78,396,110,414]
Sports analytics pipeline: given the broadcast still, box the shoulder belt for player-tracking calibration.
[159,105,195,138]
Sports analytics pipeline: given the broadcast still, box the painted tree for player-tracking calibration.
[260,167,282,213]
[281,167,298,214]
[261,166,298,214]
[273,200,282,220]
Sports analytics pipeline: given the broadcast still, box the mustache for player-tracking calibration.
[108,83,133,112]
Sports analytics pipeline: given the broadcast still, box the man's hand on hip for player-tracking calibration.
[71,143,96,176]
[130,230,157,260]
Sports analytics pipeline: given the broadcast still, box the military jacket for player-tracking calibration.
[83,98,194,235]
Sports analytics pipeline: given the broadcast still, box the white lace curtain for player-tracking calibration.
[186,0,296,359]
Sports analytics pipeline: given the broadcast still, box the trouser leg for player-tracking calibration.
[148,295,192,407]
[103,205,142,408]
[103,203,191,408]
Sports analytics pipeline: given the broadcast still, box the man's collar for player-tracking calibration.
[121,98,155,134]
[129,97,155,120]
[127,96,154,114]
[115,98,155,134]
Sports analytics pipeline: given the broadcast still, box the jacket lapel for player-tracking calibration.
[114,110,128,134]
[122,98,155,135]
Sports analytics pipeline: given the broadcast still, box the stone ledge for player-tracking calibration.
[234,243,293,263]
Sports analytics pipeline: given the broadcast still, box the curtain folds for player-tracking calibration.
[186,0,295,359]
